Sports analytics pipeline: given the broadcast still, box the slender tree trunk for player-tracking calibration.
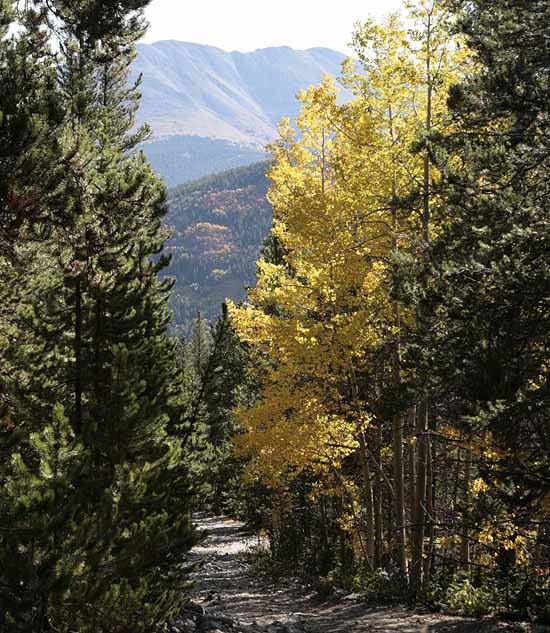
[358,431,376,569]
[74,277,83,436]
[412,20,434,595]
[423,431,435,589]
[392,301,408,582]
[461,445,472,571]
[422,0,434,244]
[423,86,432,243]
[391,179,408,584]
[374,421,383,569]
[320,495,329,554]
[387,96,408,584]
[412,398,429,594]
[408,407,417,544]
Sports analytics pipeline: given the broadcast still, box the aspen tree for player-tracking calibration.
[232,0,464,592]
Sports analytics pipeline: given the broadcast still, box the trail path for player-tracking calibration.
[172,515,532,633]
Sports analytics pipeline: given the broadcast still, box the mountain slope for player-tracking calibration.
[132,42,348,186]
[134,41,348,144]
[142,135,266,188]
[164,161,272,335]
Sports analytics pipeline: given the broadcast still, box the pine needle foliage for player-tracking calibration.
[0,2,199,631]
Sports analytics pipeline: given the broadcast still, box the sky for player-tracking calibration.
[142,0,403,55]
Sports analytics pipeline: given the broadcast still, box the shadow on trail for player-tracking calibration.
[188,516,527,633]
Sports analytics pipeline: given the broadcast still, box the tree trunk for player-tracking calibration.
[411,398,429,595]
[374,422,383,569]
[412,19,434,594]
[461,446,472,571]
[358,431,376,569]
[392,301,408,582]
[74,277,83,436]
[423,431,435,589]
[408,408,417,544]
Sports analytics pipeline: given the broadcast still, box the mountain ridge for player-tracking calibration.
[133,40,348,144]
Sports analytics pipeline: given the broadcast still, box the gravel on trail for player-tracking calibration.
[166,515,542,633]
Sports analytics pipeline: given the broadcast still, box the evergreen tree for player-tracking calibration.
[0,2,64,259]
[422,0,550,600]
[202,307,252,512]
[180,307,251,510]
[0,2,199,630]
[426,0,550,499]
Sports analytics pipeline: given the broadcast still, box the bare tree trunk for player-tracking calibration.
[412,9,434,594]
[423,432,435,589]
[461,446,472,571]
[392,301,408,582]
[388,98,408,585]
[412,397,429,595]
[391,184,408,584]
[374,422,383,569]
[358,432,376,569]
[408,407,417,544]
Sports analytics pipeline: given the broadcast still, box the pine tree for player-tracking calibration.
[202,306,252,512]
[0,2,199,630]
[423,0,550,599]
[0,3,64,259]
[0,6,73,628]
[427,0,550,501]
[180,307,251,510]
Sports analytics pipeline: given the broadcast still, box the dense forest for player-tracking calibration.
[228,0,550,620]
[165,162,271,335]
[0,1,240,630]
[0,0,549,631]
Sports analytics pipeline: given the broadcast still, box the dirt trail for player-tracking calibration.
[179,515,530,633]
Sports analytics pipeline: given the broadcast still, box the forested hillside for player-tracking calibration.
[142,135,266,187]
[165,162,272,334]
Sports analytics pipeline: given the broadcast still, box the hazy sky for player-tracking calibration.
[143,0,403,54]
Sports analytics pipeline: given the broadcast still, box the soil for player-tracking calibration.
[183,515,537,633]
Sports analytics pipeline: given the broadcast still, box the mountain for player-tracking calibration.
[134,41,348,144]
[142,135,266,188]
[164,161,272,335]
[138,43,350,327]
[132,41,348,186]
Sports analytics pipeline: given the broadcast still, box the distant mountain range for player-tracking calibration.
[165,161,272,335]
[132,41,348,186]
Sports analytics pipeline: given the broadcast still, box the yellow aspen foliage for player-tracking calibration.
[229,2,466,569]
[476,516,533,569]
[471,478,489,496]
[229,77,392,488]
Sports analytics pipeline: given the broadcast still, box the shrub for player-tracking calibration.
[444,575,494,617]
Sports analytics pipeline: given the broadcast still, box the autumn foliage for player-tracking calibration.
[229,0,550,617]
